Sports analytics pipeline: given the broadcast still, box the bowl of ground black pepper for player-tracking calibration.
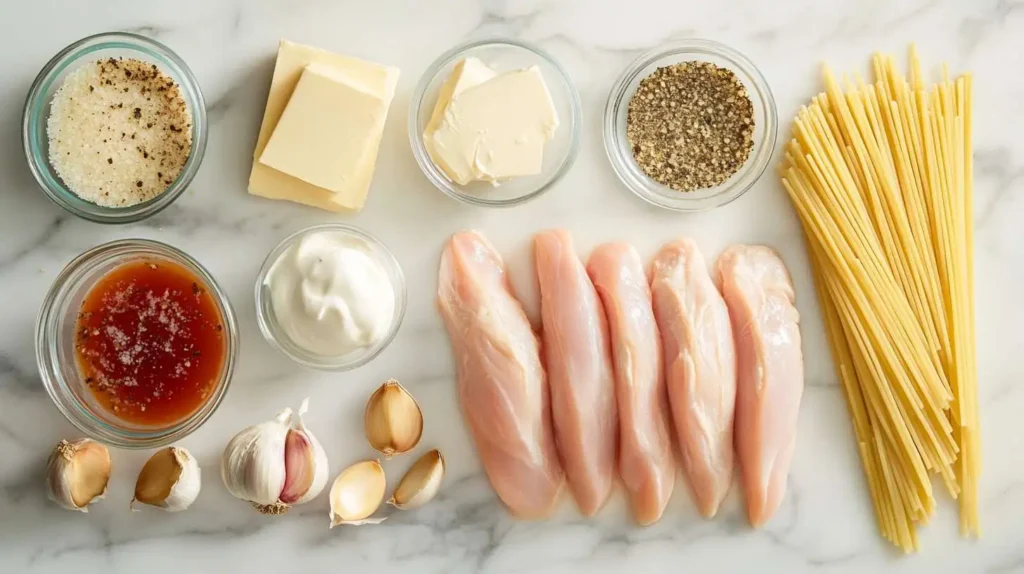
[604,39,776,211]
[23,32,207,224]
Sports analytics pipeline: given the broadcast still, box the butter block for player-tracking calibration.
[425,66,559,185]
[259,63,387,193]
[248,40,399,212]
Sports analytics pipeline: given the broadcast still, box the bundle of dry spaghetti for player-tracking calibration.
[780,46,978,552]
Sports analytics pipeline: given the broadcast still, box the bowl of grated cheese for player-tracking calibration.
[22,32,207,224]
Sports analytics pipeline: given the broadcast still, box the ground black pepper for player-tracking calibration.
[627,61,754,192]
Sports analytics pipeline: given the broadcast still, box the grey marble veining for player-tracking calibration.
[1,0,1022,572]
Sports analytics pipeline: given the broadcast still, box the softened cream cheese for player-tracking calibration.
[266,231,395,356]
[424,59,559,185]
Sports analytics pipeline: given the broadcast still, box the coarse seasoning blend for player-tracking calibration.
[627,61,754,192]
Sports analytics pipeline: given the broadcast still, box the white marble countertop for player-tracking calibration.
[1,0,1022,572]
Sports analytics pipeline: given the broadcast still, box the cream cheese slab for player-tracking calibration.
[248,40,399,212]
[424,66,559,185]
[425,57,496,134]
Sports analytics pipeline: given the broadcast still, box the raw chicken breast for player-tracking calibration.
[438,231,563,519]
[587,243,674,525]
[716,245,803,527]
[534,230,617,516]
[650,239,737,519]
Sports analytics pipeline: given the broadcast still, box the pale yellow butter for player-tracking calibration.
[424,65,559,185]
[259,63,387,193]
[248,40,399,212]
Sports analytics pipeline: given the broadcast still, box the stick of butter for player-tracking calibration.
[248,40,399,212]
[423,63,558,186]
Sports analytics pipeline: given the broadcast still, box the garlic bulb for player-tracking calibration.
[221,398,328,514]
[46,438,111,512]
[132,446,200,512]
[329,460,387,527]
[389,449,445,510]
[364,380,423,458]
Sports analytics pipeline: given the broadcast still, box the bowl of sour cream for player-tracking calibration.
[254,224,406,371]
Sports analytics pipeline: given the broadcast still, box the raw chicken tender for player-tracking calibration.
[534,230,617,516]
[716,245,803,527]
[588,242,674,525]
[651,239,736,518]
[437,231,563,518]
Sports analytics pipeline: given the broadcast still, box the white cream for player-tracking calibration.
[266,231,395,357]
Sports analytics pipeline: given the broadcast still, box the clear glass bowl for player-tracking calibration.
[604,39,777,211]
[409,38,582,207]
[36,239,238,449]
[22,32,208,224]
[254,224,407,371]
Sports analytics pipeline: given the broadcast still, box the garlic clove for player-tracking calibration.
[389,449,445,510]
[329,460,388,527]
[47,438,111,512]
[132,446,201,512]
[281,399,329,505]
[364,379,423,458]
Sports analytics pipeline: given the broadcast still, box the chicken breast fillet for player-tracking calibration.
[438,231,563,519]
[534,230,617,516]
[587,242,675,525]
[651,239,737,518]
[716,245,803,527]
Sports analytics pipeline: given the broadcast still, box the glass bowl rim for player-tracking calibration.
[21,31,208,224]
[603,38,778,212]
[408,36,582,208]
[253,223,407,371]
[35,238,238,449]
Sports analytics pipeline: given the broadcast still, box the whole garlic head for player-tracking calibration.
[221,398,328,514]
[47,438,111,512]
[132,446,201,512]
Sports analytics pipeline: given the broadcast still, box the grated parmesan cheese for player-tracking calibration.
[47,58,193,207]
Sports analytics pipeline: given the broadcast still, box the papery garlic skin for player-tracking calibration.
[389,449,445,510]
[221,399,328,514]
[47,438,111,512]
[132,447,201,512]
[329,460,388,528]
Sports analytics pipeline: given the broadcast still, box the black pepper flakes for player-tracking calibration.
[626,61,755,192]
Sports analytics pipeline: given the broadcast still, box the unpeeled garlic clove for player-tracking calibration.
[47,438,111,512]
[389,449,445,510]
[132,446,201,512]
[329,460,387,527]
[281,406,329,505]
[364,379,423,458]
[221,398,328,515]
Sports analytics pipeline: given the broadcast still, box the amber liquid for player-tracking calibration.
[75,259,226,426]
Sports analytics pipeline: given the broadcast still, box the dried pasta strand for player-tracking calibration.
[779,45,978,551]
